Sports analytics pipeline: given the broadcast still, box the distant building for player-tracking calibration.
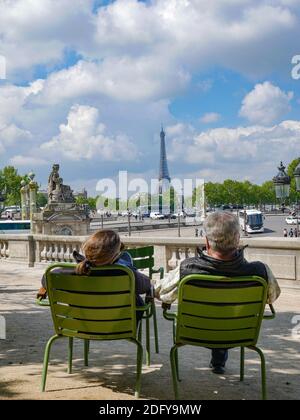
[74,188,88,200]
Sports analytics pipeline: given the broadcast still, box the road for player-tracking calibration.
[90,214,298,238]
[128,214,296,238]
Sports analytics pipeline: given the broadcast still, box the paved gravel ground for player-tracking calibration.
[0,262,299,400]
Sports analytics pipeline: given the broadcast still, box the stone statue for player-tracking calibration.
[32,163,90,236]
[48,164,75,203]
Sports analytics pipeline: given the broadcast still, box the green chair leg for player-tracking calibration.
[170,345,179,400]
[41,334,61,392]
[240,347,245,381]
[146,310,150,366]
[68,337,73,374]
[248,346,267,400]
[84,339,89,367]
[175,347,181,382]
[152,301,159,354]
[138,318,142,343]
[131,338,143,399]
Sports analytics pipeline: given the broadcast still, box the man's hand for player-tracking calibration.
[37,287,47,300]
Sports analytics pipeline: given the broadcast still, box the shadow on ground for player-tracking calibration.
[0,288,299,400]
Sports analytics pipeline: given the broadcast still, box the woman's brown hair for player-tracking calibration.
[76,230,123,275]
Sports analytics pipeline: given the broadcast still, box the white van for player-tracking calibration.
[150,212,165,220]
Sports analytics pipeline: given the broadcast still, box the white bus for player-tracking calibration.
[0,220,31,234]
[239,209,264,234]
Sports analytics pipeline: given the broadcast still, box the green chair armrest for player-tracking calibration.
[152,267,164,279]
[162,303,177,322]
[263,304,276,320]
[137,301,153,319]
[145,285,155,304]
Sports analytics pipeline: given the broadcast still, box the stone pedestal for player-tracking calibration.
[32,203,90,236]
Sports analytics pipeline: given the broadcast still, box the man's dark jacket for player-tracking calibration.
[180,248,268,281]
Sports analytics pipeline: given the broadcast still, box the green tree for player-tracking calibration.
[0,166,23,206]
[36,192,48,208]
[287,158,300,204]
[75,195,98,210]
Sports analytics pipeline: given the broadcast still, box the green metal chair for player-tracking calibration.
[163,274,276,400]
[126,245,164,359]
[41,263,151,398]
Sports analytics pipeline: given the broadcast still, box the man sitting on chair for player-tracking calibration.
[155,212,281,374]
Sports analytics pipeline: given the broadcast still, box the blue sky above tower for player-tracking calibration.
[0,0,300,194]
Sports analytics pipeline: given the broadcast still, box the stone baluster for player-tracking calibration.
[178,247,186,261]
[46,244,53,261]
[58,244,65,262]
[5,241,9,258]
[64,244,72,262]
[0,242,7,258]
[52,243,59,261]
[168,247,179,270]
[40,243,47,262]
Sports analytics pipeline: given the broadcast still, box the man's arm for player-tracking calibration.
[264,264,281,304]
[134,270,151,295]
[154,264,181,304]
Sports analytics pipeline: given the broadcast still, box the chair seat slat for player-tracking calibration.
[52,289,131,307]
[53,304,132,320]
[56,317,133,334]
[180,314,259,330]
[183,285,264,303]
[51,274,131,292]
[180,301,261,318]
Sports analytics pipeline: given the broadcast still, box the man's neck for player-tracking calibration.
[207,249,237,261]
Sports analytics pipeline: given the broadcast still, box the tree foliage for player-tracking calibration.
[0,166,23,206]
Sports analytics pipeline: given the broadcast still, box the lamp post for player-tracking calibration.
[177,194,181,238]
[99,208,104,230]
[294,161,300,236]
[127,208,132,237]
[272,162,291,214]
[0,189,6,216]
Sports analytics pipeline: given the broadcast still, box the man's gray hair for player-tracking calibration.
[203,212,240,253]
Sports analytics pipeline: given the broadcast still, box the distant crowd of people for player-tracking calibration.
[283,227,299,238]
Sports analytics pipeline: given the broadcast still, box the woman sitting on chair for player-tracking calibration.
[37,230,151,320]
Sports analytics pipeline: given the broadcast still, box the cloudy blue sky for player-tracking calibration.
[0,0,300,194]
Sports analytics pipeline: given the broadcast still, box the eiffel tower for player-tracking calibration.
[158,126,171,195]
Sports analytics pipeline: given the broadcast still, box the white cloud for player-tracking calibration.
[1,0,299,94]
[239,82,293,125]
[40,104,138,162]
[0,80,44,126]
[0,123,32,155]
[9,155,47,167]
[92,0,299,81]
[167,120,300,182]
[200,112,221,124]
[34,58,190,104]
[0,0,93,75]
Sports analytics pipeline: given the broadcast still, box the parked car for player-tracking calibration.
[285,216,300,225]
[150,212,165,220]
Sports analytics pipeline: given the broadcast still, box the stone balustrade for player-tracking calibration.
[0,239,9,259]
[0,233,300,285]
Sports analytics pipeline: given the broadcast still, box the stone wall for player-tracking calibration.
[1,233,300,285]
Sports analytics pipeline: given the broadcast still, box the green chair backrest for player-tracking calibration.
[45,263,137,341]
[126,246,155,274]
[176,275,268,348]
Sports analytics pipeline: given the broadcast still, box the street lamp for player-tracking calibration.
[294,161,300,235]
[273,162,291,212]
[294,161,300,193]
[127,208,132,237]
[0,188,6,214]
